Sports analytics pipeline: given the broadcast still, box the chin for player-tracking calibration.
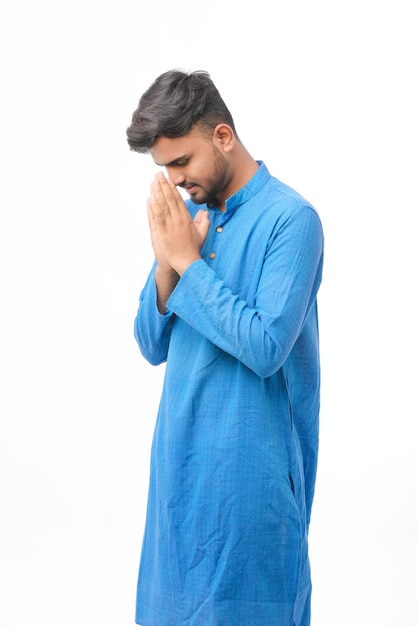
[189,192,206,205]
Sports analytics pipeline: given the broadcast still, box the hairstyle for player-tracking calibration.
[126,70,237,153]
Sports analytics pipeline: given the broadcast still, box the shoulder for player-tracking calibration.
[256,175,322,233]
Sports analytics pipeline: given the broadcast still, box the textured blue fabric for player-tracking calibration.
[134,162,324,626]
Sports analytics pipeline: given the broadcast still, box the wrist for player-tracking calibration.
[174,255,201,276]
[155,263,178,278]
[154,265,179,314]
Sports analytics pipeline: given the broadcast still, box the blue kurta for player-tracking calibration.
[134,162,324,626]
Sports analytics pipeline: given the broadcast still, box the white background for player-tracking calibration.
[1,1,416,624]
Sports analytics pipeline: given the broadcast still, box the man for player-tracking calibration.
[126,70,324,626]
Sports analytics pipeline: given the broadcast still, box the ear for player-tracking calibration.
[212,124,235,153]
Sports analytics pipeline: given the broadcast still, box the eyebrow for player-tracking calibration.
[154,155,190,168]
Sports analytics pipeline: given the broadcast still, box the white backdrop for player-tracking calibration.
[1,1,416,624]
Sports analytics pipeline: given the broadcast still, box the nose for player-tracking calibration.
[166,167,186,187]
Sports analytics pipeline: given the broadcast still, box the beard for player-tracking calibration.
[184,147,230,207]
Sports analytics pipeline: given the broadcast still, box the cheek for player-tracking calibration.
[197,156,216,181]
[187,163,204,184]
[186,151,215,185]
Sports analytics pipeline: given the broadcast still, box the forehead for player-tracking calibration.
[150,128,211,166]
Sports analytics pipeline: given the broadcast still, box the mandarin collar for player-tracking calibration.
[223,161,270,214]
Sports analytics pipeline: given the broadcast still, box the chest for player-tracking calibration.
[199,208,277,304]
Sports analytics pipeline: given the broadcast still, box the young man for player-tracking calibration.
[126,70,324,626]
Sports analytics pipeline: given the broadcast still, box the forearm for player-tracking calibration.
[167,251,322,378]
[134,267,174,365]
[167,262,287,377]
[166,206,324,377]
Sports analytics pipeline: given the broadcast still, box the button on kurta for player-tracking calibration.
[209,252,216,259]
[216,226,223,233]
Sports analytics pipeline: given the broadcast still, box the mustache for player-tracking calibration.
[178,182,198,190]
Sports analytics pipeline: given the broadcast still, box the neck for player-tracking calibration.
[217,145,259,212]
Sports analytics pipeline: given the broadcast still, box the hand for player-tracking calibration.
[147,173,210,275]
[147,196,175,275]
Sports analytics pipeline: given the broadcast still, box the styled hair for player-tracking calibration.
[126,70,237,153]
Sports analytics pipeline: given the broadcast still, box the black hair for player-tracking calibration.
[126,70,237,153]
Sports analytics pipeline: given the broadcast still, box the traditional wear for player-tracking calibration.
[134,162,324,625]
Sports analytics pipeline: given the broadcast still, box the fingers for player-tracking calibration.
[151,172,184,216]
[146,173,204,274]
[193,208,209,224]
[147,196,155,226]
[193,209,210,242]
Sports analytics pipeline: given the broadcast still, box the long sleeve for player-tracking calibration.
[167,206,323,378]
[134,265,174,365]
